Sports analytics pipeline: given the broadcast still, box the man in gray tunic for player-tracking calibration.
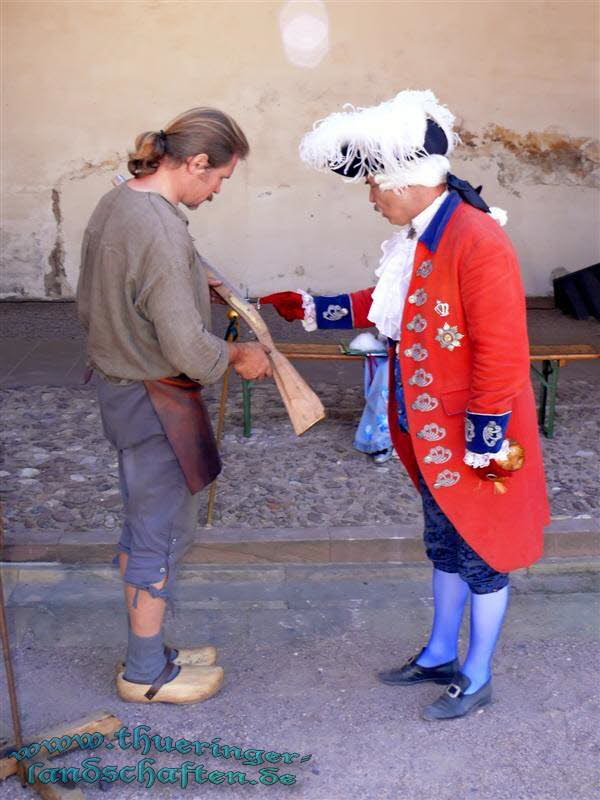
[77,107,271,704]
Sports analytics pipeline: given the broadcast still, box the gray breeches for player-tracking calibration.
[96,376,201,608]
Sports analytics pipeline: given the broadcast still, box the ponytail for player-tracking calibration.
[127,108,249,177]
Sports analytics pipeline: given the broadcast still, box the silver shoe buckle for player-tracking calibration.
[446,683,462,699]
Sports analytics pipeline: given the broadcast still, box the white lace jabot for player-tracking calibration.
[368,191,448,340]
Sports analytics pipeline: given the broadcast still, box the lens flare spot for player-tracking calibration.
[279,1,330,68]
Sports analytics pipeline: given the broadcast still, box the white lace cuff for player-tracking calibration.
[463,438,510,468]
[299,290,317,332]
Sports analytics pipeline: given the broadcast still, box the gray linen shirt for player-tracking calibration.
[76,184,229,385]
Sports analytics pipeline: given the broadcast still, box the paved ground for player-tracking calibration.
[0,302,599,799]
[1,302,599,536]
[1,378,600,539]
[0,562,598,800]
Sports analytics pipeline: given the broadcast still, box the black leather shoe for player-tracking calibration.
[422,672,492,720]
[377,649,459,686]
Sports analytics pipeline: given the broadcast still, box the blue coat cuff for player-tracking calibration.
[313,294,354,329]
[464,411,510,454]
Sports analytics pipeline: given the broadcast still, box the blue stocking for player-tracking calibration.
[417,568,469,667]
[461,584,510,693]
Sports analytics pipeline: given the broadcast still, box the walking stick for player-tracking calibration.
[0,502,27,787]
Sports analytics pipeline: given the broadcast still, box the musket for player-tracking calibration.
[206,262,325,435]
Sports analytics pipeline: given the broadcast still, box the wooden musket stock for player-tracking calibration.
[209,274,325,436]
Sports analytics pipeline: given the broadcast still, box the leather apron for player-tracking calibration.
[143,375,221,495]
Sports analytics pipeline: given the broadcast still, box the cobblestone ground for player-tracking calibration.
[1,375,598,536]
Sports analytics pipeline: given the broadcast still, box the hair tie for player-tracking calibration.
[158,129,167,144]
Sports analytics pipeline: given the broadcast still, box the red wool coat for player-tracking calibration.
[349,197,550,572]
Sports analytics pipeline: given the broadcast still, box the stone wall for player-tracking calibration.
[1,0,598,298]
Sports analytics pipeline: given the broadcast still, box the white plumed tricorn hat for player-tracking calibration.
[299,89,458,190]
[299,88,507,225]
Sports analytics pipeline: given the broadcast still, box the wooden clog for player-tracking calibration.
[116,664,224,704]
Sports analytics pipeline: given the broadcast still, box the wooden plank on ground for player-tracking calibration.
[0,711,122,781]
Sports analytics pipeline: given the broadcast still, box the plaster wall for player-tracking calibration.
[1,0,598,299]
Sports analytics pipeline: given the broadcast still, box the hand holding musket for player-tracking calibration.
[228,340,273,382]
[208,267,326,436]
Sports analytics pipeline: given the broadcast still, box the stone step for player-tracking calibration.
[2,558,599,612]
[3,517,599,566]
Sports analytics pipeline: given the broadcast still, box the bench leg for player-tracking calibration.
[537,362,548,432]
[537,359,560,438]
[543,360,559,438]
[242,379,252,437]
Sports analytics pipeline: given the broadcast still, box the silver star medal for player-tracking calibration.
[435,322,464,351]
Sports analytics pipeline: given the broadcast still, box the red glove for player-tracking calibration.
[260,291,305,322]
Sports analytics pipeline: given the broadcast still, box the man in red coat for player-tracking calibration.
[263,90,550,720]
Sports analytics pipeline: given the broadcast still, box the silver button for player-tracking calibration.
[159,567,166,573]
[416,423,446,441]
[433,470,461,489]
[408,288,427,306]
[424,446,452,464]
[408,369,433,387]
[404,343,428,362]
[172,538,177,543]
[411,393,439,412]
[407,314,427,333]
[417,260,433,278]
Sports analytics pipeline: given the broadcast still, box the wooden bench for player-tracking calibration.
[528,343,599,436]
[239,342,599,439]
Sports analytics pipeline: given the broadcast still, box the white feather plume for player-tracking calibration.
[299,89,458,185]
